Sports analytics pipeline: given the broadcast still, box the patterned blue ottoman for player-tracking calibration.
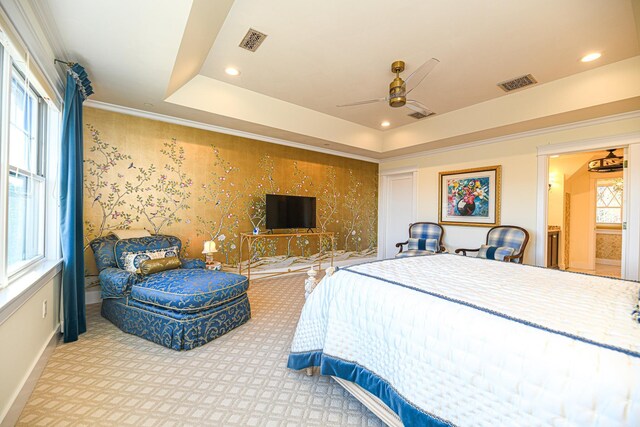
[91,234,251,350]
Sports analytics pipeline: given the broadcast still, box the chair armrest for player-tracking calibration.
[99,268,137,298]
[454,248,480,256]
[503,254,523,263]
[395,241,409,254]
[180,258,206,269]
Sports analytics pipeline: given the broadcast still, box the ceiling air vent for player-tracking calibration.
[408,111,434,120]
[239,28,268,52]
[497,74,537,92]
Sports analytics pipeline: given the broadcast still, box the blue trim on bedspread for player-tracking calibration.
[341,265,640,359]
[287,351,454,427]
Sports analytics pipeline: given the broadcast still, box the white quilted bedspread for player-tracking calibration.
[290,254,640,426]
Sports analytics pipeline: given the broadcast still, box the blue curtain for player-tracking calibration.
[60,64,93,343]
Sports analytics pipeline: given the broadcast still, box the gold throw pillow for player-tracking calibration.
[139,256,181,275]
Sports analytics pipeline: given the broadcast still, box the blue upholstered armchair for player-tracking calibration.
[89,234,251,350]
[455,225,529,263]
[395,222,445,257]
[91,234,206,298]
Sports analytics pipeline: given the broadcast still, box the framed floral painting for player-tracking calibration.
[438,165,501,227]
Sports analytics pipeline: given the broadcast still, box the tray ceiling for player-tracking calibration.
[34,0,640,159]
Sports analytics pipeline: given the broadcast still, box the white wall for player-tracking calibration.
[0,273,61,421]
[379,114,640,265]
[547,173,565,229]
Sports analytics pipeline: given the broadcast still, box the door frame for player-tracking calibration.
[378,168,418,259]
[536,132,640,280]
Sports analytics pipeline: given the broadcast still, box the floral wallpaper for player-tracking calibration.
[83,107,378,281]
[595,232,622,261]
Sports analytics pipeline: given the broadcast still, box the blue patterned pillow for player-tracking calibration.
[407,238,438,252]
[89,234,119,272]
[121,246,179,272]
[477,244,515,261]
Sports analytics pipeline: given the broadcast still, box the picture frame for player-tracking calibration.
[438,165,501,227]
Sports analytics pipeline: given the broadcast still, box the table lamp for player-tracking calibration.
[202,240,219,270]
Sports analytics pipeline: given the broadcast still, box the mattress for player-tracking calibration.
[288,254,640,426]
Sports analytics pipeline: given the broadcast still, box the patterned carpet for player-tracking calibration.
[17,274,383,426]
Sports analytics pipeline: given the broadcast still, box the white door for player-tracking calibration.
[382,172,416,259]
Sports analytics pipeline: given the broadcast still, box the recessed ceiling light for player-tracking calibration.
[381,121,390,127]
[581,52,601,63]
[225,67,240,76]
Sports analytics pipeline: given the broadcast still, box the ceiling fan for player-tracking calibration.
[337,58,440,117]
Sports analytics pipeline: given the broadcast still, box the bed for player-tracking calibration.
[287,254,640,426]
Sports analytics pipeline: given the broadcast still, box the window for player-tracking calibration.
[0,23,59,291]
[6,66,47,274]
[596,178,623,226]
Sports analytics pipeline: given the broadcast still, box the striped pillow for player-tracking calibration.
[477,244,515,261]
[407,238,438,252]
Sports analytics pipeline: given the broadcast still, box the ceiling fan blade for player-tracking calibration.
[405,58,440,95]
[405,100,434,116]
[336,97,386,107]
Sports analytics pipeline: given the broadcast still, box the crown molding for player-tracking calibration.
[0,0,65,105]
[379,109,640,163]
[84,100,640,166]
[536,131,640,156]
[28,0,69,70]
[83,100,381,164]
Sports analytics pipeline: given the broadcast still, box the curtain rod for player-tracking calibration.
[54,59,75,67]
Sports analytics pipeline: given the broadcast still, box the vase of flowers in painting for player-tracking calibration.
[456,197,476,216]
[449,179,488,217]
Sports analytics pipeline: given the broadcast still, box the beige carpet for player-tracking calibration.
[17,274,383,426]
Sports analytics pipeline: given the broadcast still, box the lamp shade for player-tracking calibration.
[202,240,218,254]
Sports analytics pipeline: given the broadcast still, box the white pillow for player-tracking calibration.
[112,229,151,240]
[122,246,179,273]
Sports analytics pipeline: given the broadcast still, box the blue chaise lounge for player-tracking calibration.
[90,234,251,350]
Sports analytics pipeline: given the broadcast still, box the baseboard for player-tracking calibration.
[1,325,60,427]
[568,262,593,270]
[85,289,102,305]
[82,258,375,298]
[596,258,621,266]
[245,257,375,280]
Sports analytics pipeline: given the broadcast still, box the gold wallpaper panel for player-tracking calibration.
[82,107,378,274]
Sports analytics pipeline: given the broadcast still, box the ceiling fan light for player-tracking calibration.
[389,96,406,107]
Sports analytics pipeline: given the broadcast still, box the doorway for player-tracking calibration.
[546,149,624,278]
[379,170,416,259]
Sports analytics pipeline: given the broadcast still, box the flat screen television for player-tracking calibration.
[265,194,316,230]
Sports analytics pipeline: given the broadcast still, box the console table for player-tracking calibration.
[238,231,335,281]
